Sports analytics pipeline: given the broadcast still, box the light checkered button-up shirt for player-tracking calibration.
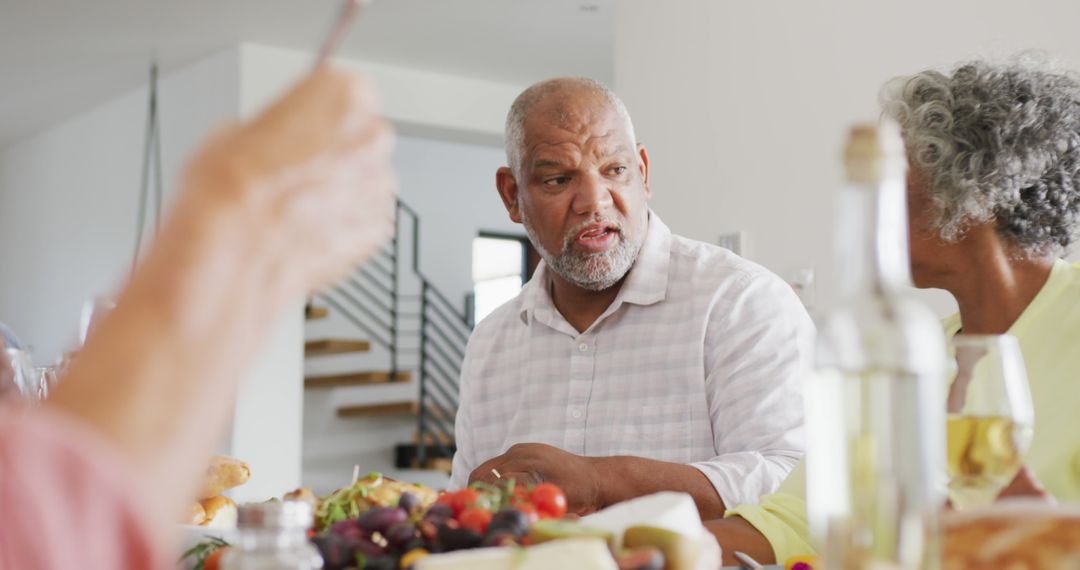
[449,213,814,508]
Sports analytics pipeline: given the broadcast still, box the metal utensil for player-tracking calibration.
[314,0,372,67]
[734,550,765,570]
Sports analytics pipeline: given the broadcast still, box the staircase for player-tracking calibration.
[302,200,471,486]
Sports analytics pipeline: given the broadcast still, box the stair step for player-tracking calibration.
[337,401,417,418]
[424,457,453,473]
[305,370,411,389]
[336,401,457,421]
[413,430,455,446]
[305,305,329,320]
[305,338,371,356]
[394,443,457,471]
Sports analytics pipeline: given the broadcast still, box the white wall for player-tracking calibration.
[231,303,307,502]
[0,47,242,362]
[614,0,1080,316]
[240,43,522,143]
[396,136,520,304]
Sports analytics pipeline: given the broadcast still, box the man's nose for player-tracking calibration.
[571,173,614,216]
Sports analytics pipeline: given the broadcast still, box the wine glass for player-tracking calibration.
[33,366,58,400]
[946,334,1034,508]
[2,346,42,402]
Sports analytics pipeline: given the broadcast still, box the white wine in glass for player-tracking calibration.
[946,334,1034,508]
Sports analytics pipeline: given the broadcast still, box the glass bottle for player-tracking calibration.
[221,501,323,570]
[805,122,947,569]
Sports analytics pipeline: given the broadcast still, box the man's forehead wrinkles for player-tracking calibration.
[527,132,617,161]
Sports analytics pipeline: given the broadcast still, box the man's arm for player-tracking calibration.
[468,443,726,517]
[46,68,396,536]
[592,455,726,518]
[692,272,814,508]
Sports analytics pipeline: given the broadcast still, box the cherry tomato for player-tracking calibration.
[450,488,481,517]
[530,483,568,519]
[435,492,455,506]
[458,508,493,535]
[204,547,228,570]
[508,486,531,508]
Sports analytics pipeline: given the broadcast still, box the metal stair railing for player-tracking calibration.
[314,199,472,468]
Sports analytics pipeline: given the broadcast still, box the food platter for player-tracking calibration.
[179,464,721,570]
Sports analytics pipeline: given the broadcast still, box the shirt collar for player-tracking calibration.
[518,210,672,327]
[1006,258,1074,339]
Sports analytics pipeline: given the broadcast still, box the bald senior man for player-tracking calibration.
[449,78,814,519]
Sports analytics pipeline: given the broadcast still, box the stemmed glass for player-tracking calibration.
[946,334,1035,508]
[1,347,48,403]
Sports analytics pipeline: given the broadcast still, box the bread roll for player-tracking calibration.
[199,495,238,528]
[944,501,1080,569]
[283,487,318,509]
[197,455,250,499]
[187,502,206,525]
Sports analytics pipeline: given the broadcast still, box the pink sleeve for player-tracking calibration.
[0,406,165,570]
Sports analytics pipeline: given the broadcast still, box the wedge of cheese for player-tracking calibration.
[415,538,617,570]
[581,492,721,570]
[582,492,705,548]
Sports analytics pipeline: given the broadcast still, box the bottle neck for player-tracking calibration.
[837,176,913,297]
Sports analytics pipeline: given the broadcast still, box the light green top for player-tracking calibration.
[726,260,1080,563]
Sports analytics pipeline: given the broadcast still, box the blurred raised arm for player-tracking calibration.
[46,66,397,537]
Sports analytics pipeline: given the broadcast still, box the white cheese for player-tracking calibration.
[581,491,706,547]
[415,537,617,570]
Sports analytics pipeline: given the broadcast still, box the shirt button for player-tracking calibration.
[571,409,583,419]
[578,343,589,352]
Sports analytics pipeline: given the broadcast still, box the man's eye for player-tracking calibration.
[611,166,628,175]
[544,176,571,186]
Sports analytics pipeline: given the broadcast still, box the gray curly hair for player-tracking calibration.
[881,58,1080,258]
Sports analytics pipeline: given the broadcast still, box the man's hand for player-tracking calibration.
[178,66,397,301]
[469,443,602,515]
[998,466,1055,504]
[469,445,726,518]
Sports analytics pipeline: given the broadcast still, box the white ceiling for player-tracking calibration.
[0,0,614,148]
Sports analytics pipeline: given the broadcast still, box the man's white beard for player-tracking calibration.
[521,209,647,292]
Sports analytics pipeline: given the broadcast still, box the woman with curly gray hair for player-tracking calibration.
[706,59,1080,566]
[883,59,1080,333]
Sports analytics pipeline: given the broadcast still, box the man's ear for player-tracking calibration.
[637,143,652,200]
[496,167,524,224]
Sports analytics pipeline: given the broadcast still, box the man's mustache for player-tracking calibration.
[559,219,625,253]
